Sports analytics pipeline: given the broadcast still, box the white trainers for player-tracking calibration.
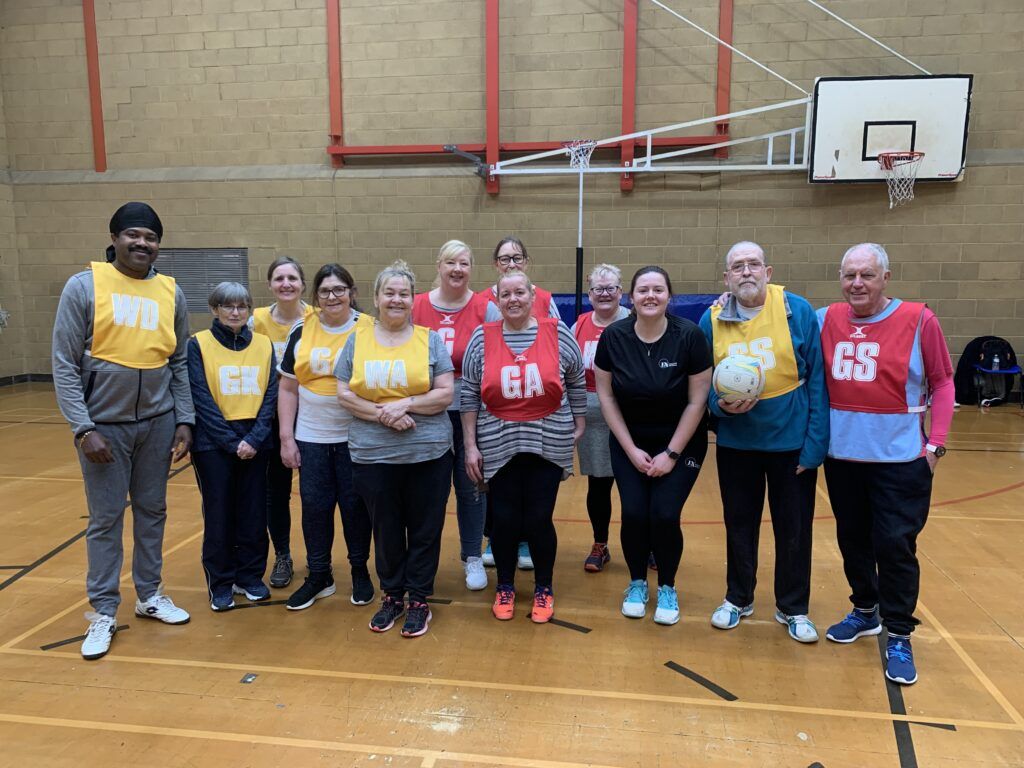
[135,592,190,625]
[711,600,754,630]
[517,542,534,570]
[775,610,819,643]
[81,612,117,660]
[464,556,488,591]
[621,579,649,619]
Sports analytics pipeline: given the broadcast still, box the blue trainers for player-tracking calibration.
[621,579,649,618]
[517,542,534,570]
[711,600,753,629]
[826,607,882,643]
[233,582,271,602]
[775,610,819,643]
[210,587,235,612]
[482,540,495,567]
[653,585,679,625]
[885,635,918,685]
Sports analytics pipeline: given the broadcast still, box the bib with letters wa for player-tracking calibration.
[194,329,272,421]
[710,283,800,399]
[348,324,431,403]
[90,261,177,369]
[293,313,366,396]
[252,303,314,363]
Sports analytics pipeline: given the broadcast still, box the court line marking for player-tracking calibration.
[0,474,196,489]
[917,600,1024,727]
[2,646,1019,733]
[0,529,204,650]
[929,515,1024,522]
[875,634,918,768]
[0,414,63,431]
[0,531,87,592]
[0,712,623,768]
[932,481,1024,507]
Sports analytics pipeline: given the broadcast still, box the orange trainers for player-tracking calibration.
[492,585,515,620]
[530,586,554,624]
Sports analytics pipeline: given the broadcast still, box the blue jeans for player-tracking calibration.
[296,440,371,576]
[449,410,485,561]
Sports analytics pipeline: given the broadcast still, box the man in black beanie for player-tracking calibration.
[52,201,195,660]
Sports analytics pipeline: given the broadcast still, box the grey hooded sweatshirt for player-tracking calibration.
[52,267,195,439]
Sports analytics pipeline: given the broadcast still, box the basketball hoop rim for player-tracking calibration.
[877,150,925,171]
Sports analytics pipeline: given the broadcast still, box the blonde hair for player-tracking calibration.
[437,239,473,266]
[496,267,533,294]
[373,259,416,297]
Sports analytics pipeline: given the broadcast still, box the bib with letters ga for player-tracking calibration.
[481,318,563,421]
[293,313,366,396]
[710,283,801,400]
[194,329,272,420]
[821,300,926,414]
[252,303,314,363]
[411,292,488,377]
[348,323,431,403]
[90,261,176,369]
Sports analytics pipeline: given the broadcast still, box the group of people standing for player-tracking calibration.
[53,202,953,688]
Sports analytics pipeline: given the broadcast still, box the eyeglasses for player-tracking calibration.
[589,285,621,296]
[218,304,249,314]
[727,260,766,275]
[496,254,526,266]
[317,286,350,299]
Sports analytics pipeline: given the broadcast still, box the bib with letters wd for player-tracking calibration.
[294,313,366,396]
[573,311,607,393]
[348,323,432,403]
[411,292,488,377]
[481,318,563,421]
[252,304,314,363]
[194,329,272,421]
[821,300,926,414]
[710,283,800,399]
[90,261,176,369]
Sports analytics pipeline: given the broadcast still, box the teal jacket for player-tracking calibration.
[699,291,829,468]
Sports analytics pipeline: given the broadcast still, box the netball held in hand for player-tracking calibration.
[712,354,765,403]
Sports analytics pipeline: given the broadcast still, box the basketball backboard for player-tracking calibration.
[808,75,973,184]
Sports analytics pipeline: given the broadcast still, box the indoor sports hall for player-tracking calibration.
[1,1,1022,766]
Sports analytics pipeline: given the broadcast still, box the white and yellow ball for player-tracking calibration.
[713,354,765,403]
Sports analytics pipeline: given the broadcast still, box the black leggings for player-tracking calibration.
[488,453,562,588]
[610,435,706,587]
[586,476,615,543]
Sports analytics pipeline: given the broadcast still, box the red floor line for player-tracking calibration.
[444,510,837,526]
[932,480,1024,507]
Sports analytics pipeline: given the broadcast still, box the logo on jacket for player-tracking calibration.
[850,325,868,339]
[440,314,456,325]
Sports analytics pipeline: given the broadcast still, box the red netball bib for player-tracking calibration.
[412,292,487,377]
[481,318,563,421]
[573,311,605,393]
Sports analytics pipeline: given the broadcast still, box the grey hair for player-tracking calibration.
[208,281,252,310]
[373,259,416,296]
[437,239,473,266]
[841,243,890,273]
[588,263,621,288]
[725,241,765,268]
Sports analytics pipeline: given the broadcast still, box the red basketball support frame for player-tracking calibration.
[324,0,735,193]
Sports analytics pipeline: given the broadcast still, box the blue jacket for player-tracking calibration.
[699,291,829,468]
[186,319,279,454]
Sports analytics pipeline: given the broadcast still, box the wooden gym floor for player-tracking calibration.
[0,382,1022,767]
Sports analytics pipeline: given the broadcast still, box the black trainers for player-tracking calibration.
[285,573,336,611]
[270,554,294,588]
[351,567,375,606]
[401,601,432,637]
[369,596,405,632]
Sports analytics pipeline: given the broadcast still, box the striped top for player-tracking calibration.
[461,321,587,482]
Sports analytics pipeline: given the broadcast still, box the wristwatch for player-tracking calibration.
[926,443,946,458]
[666,448,681,461]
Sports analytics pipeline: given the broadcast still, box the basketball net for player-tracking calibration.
[878,151,925,209]
[564,139,598,171]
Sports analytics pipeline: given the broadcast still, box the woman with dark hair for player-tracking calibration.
[188,282,279,611]
[277,263,375,611]
[594,266,711,626]
[251,256,314,589]
[412,240,492,592]
[337,260,455,638]
[461,269,587,624]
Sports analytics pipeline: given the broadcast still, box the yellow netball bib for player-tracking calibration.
[293,313,367,396]
[252,304,314,363]
[348,323,431,403]
[194,330,272,420]
[90,261,176,369]
[711,283,801,399]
